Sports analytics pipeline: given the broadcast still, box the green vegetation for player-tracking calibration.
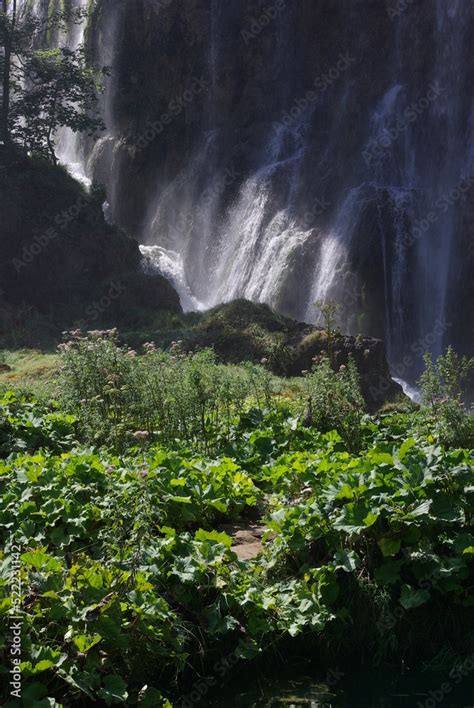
[0,350,58,388]
[0,334,473,706]
[1,3,104,163]
[314,300,340,366]
[303,354,365,452]
[57,331,275,452]
[11,44,105,165]
[118,299,406,411]
[418,346,474,448]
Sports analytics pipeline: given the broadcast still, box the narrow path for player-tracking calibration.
[219,522,267,560]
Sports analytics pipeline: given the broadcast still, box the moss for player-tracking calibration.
[297,330,327,356]
[378,399,418,414]
[200,300,293,334]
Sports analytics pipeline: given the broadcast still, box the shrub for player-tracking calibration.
[418,346,474,448]
[314,300,340,365]
[0,390,76,457]
[302,354,365,451]
[57,328,139,448]
[57,330,276,451]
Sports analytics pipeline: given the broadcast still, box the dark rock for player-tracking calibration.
[291,331,404,411]
[0,148,181,348]
[180,299,404,410]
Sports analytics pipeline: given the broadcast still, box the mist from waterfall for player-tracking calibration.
[15,0,473,387]
[123,1,472,387]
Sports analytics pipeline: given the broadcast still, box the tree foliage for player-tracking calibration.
[0,2,106,162]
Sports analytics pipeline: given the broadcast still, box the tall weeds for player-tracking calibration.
[57,330,275,451]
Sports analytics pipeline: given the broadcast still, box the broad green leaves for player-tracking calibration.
[377,536,401,557]
[333,503,379,533]
[400,584,431,610]
[98,675,129,705]
[0,390,473,705]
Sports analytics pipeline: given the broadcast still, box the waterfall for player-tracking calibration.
[393,377,421,404]
[307,187,367,320]
[414,0,471,358]
[141,245,205,313]
[14,0,472,381]
[208,121,313,307]
[15,0,91,186]
[380,187,414,362]
[55,0,91,187]
[132,0,471,382]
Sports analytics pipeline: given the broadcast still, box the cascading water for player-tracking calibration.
[208,120,313,306]
[15,0,91,185]
[55,0,90,187]
[306,187,367,322]
[141,245,204,313]
[21,0,472,383]
[416,0,472,354]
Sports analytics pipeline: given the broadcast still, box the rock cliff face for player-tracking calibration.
[177,300,404,410]
[77,0,473,387]
[10,1,473,383]
[0,147,181,348]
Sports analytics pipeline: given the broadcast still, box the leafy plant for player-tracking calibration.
[57,330,278,451]
[11,45,106,164]
[303,355,365,451]
[314,300,340,366]
[0,389,76,457]
[1,2,106,162]
[1,345,473,705]
[418,346,474,448]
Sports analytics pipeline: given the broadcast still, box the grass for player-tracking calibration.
[0,349,58,388]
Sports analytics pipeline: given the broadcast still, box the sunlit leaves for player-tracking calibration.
[0,390,473,705]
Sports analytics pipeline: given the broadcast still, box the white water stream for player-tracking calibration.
[14,1,474,383]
